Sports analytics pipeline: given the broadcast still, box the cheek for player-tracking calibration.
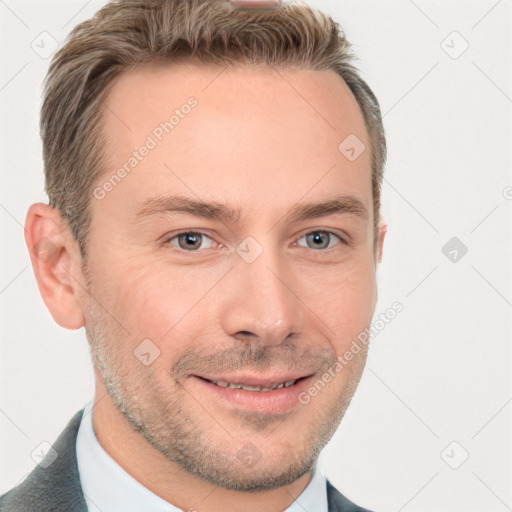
[104,260,222,350]
[299,257,377,349]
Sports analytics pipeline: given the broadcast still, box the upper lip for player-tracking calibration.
[193,372,313,388]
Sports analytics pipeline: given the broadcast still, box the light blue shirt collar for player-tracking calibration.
[76,400,328,512]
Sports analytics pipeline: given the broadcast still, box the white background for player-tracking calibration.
[1,1,511,511]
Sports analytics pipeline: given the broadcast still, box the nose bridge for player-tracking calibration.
[220,241,304,346]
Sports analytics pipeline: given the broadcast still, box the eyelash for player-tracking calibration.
[163,229,348,253]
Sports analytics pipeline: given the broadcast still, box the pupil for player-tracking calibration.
[309,232,329,249]
[181,233,200,249]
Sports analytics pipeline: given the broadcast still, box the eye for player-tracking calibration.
[165,231,217,251]
[296,230,345,250]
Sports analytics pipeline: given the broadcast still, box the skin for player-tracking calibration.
[25,61,387,512]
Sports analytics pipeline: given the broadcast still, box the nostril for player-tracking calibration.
[233,331,259,345]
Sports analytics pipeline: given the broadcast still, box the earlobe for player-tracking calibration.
[24,203,85,330]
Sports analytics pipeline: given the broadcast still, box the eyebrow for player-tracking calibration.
[135,194,368,225]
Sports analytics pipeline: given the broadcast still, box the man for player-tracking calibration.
[1,0,387,510]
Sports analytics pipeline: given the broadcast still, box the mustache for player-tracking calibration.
[171,343,337,379]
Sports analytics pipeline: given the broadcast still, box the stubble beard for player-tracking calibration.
[81,274,366,491]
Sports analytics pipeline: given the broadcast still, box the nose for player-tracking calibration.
[219,246,305,347]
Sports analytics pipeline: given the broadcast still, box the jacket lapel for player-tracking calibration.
[0,409,88,511]
[326,478,373,511]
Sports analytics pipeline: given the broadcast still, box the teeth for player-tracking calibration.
[210,379,298,391]
[240,385,264,391]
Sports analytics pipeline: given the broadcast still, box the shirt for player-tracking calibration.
[76,400,328,512]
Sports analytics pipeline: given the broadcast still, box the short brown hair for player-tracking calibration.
[41,0,386,259]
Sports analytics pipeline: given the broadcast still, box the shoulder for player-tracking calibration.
[326,478,376,512]
[0,409,88,512]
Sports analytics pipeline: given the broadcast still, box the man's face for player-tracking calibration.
[80,62,383,490]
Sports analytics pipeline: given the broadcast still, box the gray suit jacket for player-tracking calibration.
[0,409,373,511]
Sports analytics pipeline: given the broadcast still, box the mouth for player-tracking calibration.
[189,373,314,414]
[198,376,307,392]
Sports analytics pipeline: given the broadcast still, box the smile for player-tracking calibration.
[206,378,298,391]
[190,374,313,414]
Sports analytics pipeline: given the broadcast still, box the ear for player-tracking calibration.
[376,216,387,264]
[24,203,85,330]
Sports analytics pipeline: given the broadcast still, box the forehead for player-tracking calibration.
[97,61,372,222]
[103,60,368,144]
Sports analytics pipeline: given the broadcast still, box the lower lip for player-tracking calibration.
[190,376,313,414]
